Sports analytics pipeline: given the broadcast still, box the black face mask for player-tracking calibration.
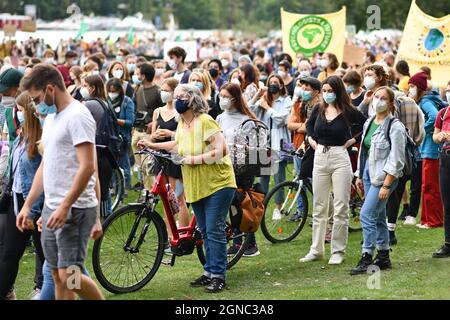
[268,84,281,95]
[209,69,219,78]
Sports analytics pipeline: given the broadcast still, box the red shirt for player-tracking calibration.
[435,107,450,149]
[57,64,73,88]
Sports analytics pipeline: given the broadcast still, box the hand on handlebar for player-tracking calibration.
[138,139,153,149]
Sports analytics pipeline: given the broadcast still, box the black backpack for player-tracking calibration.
[89,98,123,158]
[385,118,416,176]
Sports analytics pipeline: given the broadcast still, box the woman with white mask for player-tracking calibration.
[107,61,134,99]
[358,65,389,117]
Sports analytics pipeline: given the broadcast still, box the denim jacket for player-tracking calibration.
[11,137,44,220]
[357,114,406,187]
[110,95,135,142]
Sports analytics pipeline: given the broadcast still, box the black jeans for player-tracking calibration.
[387,174,410,225]
[408,160,423,218]
[439,153,450,244]
[0,194,45,299]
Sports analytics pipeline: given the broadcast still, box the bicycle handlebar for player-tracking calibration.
[135,148,185,166]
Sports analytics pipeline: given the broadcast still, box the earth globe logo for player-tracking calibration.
[289,16,333,56]
[417,25,449,58]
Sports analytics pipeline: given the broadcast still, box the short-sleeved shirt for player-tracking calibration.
[41,100,98,210]
[175,114,236,203]
[435,107,450,150]
[363,120,380,150]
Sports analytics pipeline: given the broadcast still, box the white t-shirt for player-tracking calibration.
[41,100,98,210]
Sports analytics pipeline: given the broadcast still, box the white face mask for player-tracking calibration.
[113,69,124,79]
[294,86,303,98]
[46,58,54,65]
[219,97,233,111]
[161,91,173,104]
[364,76,376,90]
[409,87,418,99]
[168,59,178,70]
[299,71,310,78]
[80,87,91,100]
[446,92,450,104]
[278,70,286,78]
[320,59,329,69]
[221,59,230,68]
[108,92,120,100]
[155,68,165,77]
[92,70,100,76]
[373,97,388,113]
[231,78,241,86]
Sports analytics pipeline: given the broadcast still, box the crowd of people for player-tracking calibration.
[0,31,449,299]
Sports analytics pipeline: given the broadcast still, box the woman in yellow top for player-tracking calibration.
[138,84,236,293]
[395,60,410,94]
[317,52,340,82]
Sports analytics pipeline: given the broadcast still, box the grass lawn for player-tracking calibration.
[14,165,450,300]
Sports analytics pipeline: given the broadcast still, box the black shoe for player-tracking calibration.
[243,245,260,257]
[373,250,392,270]
[398,204,409,221]
[227,245,240,256]
[205,278,226,293]
[350,253,373,276]
[432,244,450,258]
[289,211,303,222]
[389,231,397,246]
[190,275,212,287]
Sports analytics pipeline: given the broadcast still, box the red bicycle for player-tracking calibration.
[92,148,249,294]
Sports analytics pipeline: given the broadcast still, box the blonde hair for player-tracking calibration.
[189,69,212,98]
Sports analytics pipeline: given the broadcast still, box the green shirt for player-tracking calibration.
[364,120,380,150]
[175,114,236,203]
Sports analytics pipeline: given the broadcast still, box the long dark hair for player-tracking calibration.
[320,75,354,119]
[84,75,106,100]
[221,83,256,119]
[240,64,259,90]
[264,74,287,107]
[106,78,125,103]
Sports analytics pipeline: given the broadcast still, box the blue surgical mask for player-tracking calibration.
[175,99,190,114]
[127,63,136,73]
[36,88,57,115]
[346,86,355,94]
[132,75,142,85]
[302,90,312,102]
[193,82,204,90]
[323,92,336,104]
[16,111,25,125]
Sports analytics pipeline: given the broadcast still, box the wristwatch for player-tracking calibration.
[382,184,391,190]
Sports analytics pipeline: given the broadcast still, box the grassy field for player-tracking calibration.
[14,165,450,300]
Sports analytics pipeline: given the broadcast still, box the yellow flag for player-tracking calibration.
[281,7,346,65]
[397,0,450,88]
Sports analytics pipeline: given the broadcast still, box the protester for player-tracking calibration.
[351,86,406,275]
[139,84,237,293]
[67,66,83,101]
[278,60,295,97]
[219,51,235,80]
[167,46,192,84]
[240,64,260,102]
[208,59,227,91]
[17,64,104,300]
[151,59,166,86]
[189,69,220,119]
[358,64,389,117]
[343,70,366,107]
[0,68,23,145]
[409,72,444,229]
[301,76,366,265]
[395,60,411,94]
[317,53,340,82]
[56,50,79,88]
[107,61,134,98]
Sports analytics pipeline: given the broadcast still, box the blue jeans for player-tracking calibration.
[191,187,235,280]
[260,160,287,205]
[40,261,90,300]
[293,156,305,212]
[118,142,132,189]
[360,160,398,255]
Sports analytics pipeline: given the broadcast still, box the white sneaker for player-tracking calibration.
[272,208,282,220]
[404,216,417,226]
[30,288,41,300]
[299,252,323,262]
[328,253,345,265]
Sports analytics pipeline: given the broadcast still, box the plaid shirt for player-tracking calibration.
[0,103,5,130]
[394,92,425,146]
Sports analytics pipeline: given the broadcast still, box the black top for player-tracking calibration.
[155,112,178,143]
[286,79,295,98]
[306,105,367,147]
[207,99,221,120]
[351,90,365,107]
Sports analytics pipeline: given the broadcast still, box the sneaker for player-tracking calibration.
[5,288,16,300]
[30,288,41,300]
[288,211,303,222]
[325,229,332,243]
[389,230,397,246]
[350,253,373,276]
[372,250,392,270]
[417,224,431,229]
[205,278,226,293]
[403,216,417,226]
[190,275,212,287]
[243,245,260,257]
[227,245,240,256]
[398,205,409,221]
[299,252,323,263]
[272,208,282,220]
[328,252,345,265]
[432,244,450,258]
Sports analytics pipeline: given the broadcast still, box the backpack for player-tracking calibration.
[89,98,123,158]
[385,118,416,176]
[230,119,272,177]
[229,184,265,233]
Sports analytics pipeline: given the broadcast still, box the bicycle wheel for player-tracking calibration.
[349,184,363,232]
[92,204,166,294]
[109,167,125,212]
[261,180,309,243]
[194,222,249,269]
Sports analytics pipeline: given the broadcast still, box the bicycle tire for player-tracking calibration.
[92,204,166,294]
[261,180,309,243]
[110,167,125,212]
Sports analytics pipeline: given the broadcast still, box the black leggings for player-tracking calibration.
[0,194,45,299]
[439,153,450,244]
[387,174,409,225]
